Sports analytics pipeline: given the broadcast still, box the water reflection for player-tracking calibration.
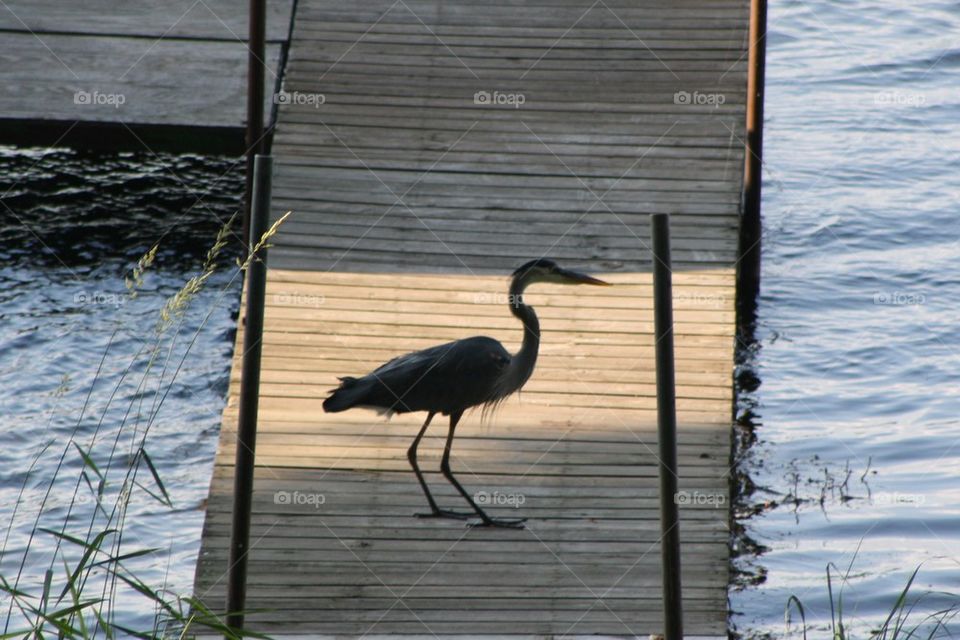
[731,0,960,636]
[0,146,243,632]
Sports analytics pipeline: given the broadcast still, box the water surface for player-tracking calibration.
[732,0,960,636]
[0,147,243,632]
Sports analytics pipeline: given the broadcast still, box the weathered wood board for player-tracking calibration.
[0,0,292,131]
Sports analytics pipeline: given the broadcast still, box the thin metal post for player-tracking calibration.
[242,0,267,260]
[226,154,273,633]
[651,213,683,640]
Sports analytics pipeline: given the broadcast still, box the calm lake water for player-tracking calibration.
[0,148,243,632]
[731,0,960,636]
[2,0,958,635]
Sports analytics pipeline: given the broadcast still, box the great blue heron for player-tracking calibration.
[323,259,610,527]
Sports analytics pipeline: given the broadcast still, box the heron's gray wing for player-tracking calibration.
[371,343,449,378]
[362,337,510,414]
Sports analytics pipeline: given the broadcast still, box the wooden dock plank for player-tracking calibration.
[194,0,748,636]
[0,0,294,40]
[0,0,292,133]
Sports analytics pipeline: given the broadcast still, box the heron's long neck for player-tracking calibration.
[505,276,541,390]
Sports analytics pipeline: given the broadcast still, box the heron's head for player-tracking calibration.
[511,258,611,289]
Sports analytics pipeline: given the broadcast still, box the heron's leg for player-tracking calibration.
[439,411,526,529]
[408,412,471,519]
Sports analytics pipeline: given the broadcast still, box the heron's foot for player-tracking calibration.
[469,516,527,529]
[414,508,474,520]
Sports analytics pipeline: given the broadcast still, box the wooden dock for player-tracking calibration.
[196,0,750,636]
[0,0,293,147]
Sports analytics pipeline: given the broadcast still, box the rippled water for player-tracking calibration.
[732,0,960,636]
[0,148,243,632]
[3,1,958,634]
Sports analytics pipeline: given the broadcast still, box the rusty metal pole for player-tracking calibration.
[226,154,272,633]
[651,213,683,640]
[739,0,768,326]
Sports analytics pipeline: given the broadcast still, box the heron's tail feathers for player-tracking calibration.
[323,376,368,412]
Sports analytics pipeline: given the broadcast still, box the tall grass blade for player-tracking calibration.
[132,481,169,508]
[40,567,52,614]
[109,623,156,639]
[138,450,171,508]
[785,594,808,640]
[36,528,115,551]
[47,599,103,618]
[0,576,34,600]
[878,565,919,638]
[62,557,91,639]
[90,548,160,568]
[72,442,103,481]
[110,570,178,619]
[45,529,116,603]
[827,563,840,639]
[182,596,273,639]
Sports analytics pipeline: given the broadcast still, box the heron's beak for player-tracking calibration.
[557,268,612,286]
